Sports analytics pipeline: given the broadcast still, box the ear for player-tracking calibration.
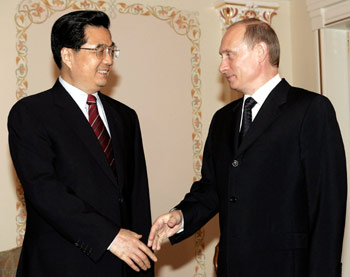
[61,47,73,69]
[255,41,268,64]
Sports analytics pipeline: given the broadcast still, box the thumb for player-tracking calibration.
[167,215,180,228]
[130,231,142,239]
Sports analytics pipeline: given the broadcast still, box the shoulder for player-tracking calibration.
[7,88,57,134]
[288,84,333,110]
[9,88,54,117]
[211,97,242,120]
[282,83,338,128]
[98,93,139,124]
[99,93,135,111]
[269,79,332,113]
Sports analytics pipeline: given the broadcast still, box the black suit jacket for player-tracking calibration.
[170,79,347,277]
[8,80,154,277]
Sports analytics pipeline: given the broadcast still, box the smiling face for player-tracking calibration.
[219,24,261,95]
[61,25,114,94]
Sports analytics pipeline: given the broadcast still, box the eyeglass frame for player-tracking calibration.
[79,43,120,59]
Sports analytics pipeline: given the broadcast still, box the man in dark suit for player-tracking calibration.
[148,18,347,276]
[8,10,156,276]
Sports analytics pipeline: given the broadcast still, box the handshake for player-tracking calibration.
[109,210,183,272]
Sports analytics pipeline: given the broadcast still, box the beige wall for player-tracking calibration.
[0,0,348,276]
[290,0,319,92]
[0,0,21,252]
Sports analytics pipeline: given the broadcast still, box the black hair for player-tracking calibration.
[51,10,110,69]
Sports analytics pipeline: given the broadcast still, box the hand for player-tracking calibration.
[109,228,157,272]
[147,210,183,251]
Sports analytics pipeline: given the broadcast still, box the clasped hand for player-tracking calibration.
[147,210,183,251]
[110,210,182,272]
[109,228,157,272]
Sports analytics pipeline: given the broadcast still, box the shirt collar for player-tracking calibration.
[244,74,281,106]
[59,76,99,108]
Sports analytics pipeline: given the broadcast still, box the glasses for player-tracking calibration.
[79,44,120,59]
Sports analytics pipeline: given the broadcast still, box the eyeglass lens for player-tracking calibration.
[96,46,119,59]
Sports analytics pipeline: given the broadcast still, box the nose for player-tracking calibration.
[219,58,227,74]
[103,52,113,66]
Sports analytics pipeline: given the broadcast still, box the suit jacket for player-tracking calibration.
[170,79,347,277]
[8,80,154,277]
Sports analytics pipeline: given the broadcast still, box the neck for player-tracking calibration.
[245,67,278,96]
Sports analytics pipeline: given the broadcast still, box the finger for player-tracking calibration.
[168,211,181,228]
[130,252,150,271]
[148,224,162,246]
[131,232,142,239]
[156,234,163,251]
[152,233,162,251]
[132,247,156,270]
[139,242,158,262]
[124,229,142,238]
[147,228,156,247]
[167,216,178,228]
[124,256,141,272]
[152,233,160,251]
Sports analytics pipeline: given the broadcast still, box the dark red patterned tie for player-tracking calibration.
[87,95,115,169]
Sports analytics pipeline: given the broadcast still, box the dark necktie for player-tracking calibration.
[87,95,115,169]
[239,97,257,143]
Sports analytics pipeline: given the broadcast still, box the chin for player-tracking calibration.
[230,84,243,94]
[96,81,107,88]
[229,82,238,91]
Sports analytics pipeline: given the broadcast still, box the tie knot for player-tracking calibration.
[244,97,257,110]
[87,94,97,105]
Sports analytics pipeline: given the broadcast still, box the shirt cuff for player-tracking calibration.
[107,234,118,250]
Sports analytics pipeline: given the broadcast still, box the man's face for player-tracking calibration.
[219,24,260,95]
[68,25,114,94]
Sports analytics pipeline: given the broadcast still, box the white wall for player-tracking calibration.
[320,27,350,277]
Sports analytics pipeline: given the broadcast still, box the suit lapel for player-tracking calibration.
[236,79,291,156]
[230,99,243,154]
[52,81,118,187]
[99,93,125,191]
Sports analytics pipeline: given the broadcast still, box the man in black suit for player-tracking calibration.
[8,10,156,276]
[148,18,347,276]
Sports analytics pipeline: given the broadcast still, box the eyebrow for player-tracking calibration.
[95,42,116,48]
[219,49,234,55]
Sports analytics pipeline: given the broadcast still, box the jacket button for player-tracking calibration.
[119,197,124,203]
[229,196,238,203]
[232,160,239,167]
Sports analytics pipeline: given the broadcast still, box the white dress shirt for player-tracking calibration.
[59,76,111,135]
[240,74,282,130]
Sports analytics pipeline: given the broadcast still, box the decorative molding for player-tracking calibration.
[15,182,26,246]
[15,1,205,275]
[214,0,279,29]
[317,29,324,95]
[307,0,350,30]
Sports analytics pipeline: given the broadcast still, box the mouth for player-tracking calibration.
[97,69,110,77]
[226,75,236,81]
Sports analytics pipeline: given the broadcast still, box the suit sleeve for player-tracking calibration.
[129,111,153,244]
[170,114,220,244]
[8,100,118,262]
[300,95,347,277]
